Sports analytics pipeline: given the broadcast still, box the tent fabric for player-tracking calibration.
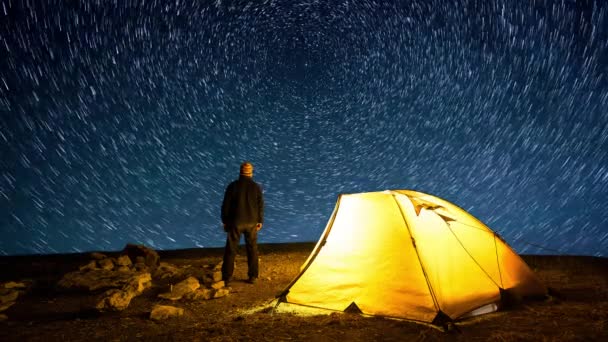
[279,190,546,323]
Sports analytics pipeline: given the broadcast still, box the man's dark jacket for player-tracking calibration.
[221,175,264,226]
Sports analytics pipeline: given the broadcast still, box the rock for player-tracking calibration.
[123,273,152,294]
[79,261,98,272]
[176,276,200,291]
[212,271,222,283]
[0,314,7,321]
[95,273,151,312]
[158,277,200,301]
[213,288,230,299]
[186,288,213,301]
[0,301,15,312]
[135,256,146,264]
[98,258,114,271]
[90,252,107,260]
[3,282,27,289]
[58,269,150,292]
[96,289,133,312]
[0,289,19,304]
[123,244,159,270]
[134,263,149,272]
[150,305,184,321]
[117,266,131,272]
[211,281,225,290]
[154,262,183,279]
[0,283,27,313]
[116,255,132,267]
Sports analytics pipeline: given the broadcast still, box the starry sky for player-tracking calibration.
[1,0,607,256]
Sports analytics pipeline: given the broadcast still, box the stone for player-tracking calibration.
[154,262,183,279]
[135,256,146,264]
[212,271,222,283]
[158,276,200,301]
[212,288,230,299]
[134,263,148,272]
[58,270,151,292]
[186,288,213,301]
[79,261,98,272]
[95,273,151,312]
[90,252,107,260]
[123,273,152,294]
[0,314,7,321]
[117,266,131,272]
[150,305,184,321]
[116,255,132,267]
[0,289,19,304]
[98,258,114,271]
[211,281,225,290]
[0,301,15,312]
[96,289,133,312]
[123,244,160,270]
[3,282,27,289]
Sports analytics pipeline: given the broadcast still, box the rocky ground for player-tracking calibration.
[0,242,606,341]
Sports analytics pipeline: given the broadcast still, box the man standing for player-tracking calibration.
[221,161,264,285]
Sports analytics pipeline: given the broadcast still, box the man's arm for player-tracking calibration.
[257,184,264,227]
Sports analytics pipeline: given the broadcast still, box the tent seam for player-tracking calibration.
[443,219,494,234]
[392,193,441,312]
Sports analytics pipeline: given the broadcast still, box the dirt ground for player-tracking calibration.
[0,242,606,341]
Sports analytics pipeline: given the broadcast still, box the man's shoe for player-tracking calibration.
[247,277,258,284]
[222,278,231,287]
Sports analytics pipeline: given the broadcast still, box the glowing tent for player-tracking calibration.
[278,190,546,325]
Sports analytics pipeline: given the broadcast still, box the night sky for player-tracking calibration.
[1,0,607,256]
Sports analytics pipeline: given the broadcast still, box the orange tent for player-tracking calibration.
[278,190,546,325]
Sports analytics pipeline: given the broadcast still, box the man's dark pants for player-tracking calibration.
[222,224,259,282]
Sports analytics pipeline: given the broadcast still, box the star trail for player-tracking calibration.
[1,0,607,256]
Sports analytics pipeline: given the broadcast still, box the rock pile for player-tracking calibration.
[0,281,29,321]
[95,272,152,312]
[58,245,157,312]
[56,244,230,319]
[157,274,229,302]
[123,244,160,271]
[149,262,231,321]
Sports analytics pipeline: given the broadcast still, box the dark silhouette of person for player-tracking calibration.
[221,161,264,285]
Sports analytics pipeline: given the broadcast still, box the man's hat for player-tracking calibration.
[240,162,253,176]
